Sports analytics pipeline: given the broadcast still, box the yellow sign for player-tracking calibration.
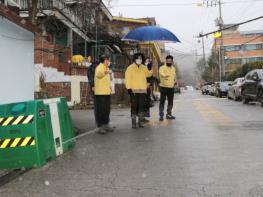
[213,32,222,38]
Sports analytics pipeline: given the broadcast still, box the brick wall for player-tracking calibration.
[44,82,71,101]
[111,84,129,104]
[80,82,91,104]
[71,67,88,76]
[34,34,72,74]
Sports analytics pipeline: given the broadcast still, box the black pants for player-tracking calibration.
[94,95,111,127]
[159,87,174,117]
[131,93,146,116]
[144,88,151,117]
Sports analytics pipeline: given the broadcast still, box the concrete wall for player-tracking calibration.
[70,76,88,106]
[0,17,34,105]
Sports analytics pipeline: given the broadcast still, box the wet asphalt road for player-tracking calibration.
[1,90,263,197]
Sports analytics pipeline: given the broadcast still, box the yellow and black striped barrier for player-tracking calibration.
[0,115,34,127]
[0,137,35,149]
[0,98,75,170]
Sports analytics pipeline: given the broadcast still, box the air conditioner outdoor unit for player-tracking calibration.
[7,0,20,7]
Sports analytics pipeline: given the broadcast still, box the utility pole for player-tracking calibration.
[218,0,224,81]
[203,0,224,81]
[201,34,206,68]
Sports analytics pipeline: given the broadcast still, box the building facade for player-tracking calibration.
[214,26,263,74]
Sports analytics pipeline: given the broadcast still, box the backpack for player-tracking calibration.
[87,61,99,88]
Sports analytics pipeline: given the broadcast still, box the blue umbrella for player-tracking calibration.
[122,26,180,43]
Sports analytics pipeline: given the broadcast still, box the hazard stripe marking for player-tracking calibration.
[2,117,14,126]
[21,137,31,147]
[0,137,35,148]
[0,115,34,127]
[22,115,34,124]
[18,116,27,125]
[12,116,24,125]
[0,139,10,148]
[10,138,21,147]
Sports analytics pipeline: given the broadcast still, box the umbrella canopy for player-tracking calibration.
[122,26,180,43]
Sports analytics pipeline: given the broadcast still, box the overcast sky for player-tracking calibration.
[106,0,263,59]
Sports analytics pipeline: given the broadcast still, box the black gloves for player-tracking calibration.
[128,89,133,97]
[147,63,152,71]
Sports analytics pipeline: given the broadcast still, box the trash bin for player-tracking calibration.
[43,97,75,157]
[0,100,56,170]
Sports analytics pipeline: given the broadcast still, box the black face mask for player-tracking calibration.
[166,63,172,67]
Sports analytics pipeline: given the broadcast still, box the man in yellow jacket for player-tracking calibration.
[125,53,152,128]
[94,55,114,134]
[159,55,176,121]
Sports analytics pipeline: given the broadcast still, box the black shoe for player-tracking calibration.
[159,117,164,121]
[142,118,150,123]
[104,125,115,132]
[138,115,144,128]
[166,114,176,120]
[132,116,137,129]
[97,128,107,135]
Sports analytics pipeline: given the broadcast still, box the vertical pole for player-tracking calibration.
[219,46,222,82]
[95,25,98,61]
[201,35,206,67]
[219,0,224,80]
[84,39,87,57]
[68,28,73,57]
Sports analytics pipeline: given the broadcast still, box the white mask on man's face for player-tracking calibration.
[135,59,142,65]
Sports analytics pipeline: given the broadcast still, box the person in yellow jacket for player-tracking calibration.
[94,55,114,134]
[125,53,153,128]
[159,55,176,121]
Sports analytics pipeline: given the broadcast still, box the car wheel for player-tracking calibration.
[261,101,263,107]
[233,92,238,101]
[227,92,231,100]
[242,97,249,104]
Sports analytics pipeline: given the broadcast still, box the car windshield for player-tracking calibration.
[258,70,263,79]
[220,82,230,87]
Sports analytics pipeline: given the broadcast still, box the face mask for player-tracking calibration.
[135,59,142,65]
[166,63,172,67]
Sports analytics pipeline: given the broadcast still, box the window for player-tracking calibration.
[245,71,253,80]
[258,71,263,79]
[252,72,259,80]
[224,45,241,52]
[225,58,242,65]
[243,44,262,51]
[243,57,263,64]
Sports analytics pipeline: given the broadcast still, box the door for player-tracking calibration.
[249,71,259,98]
[251,71,259,98]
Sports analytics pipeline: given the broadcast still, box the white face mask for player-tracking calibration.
[135,59,142,65]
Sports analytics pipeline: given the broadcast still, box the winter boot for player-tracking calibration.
[138,113,144,128]
[132,115,137,129]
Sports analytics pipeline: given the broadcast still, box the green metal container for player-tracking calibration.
[0,100,56,170]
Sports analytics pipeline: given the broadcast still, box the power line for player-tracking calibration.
[113,0,263,7]
[198,15,263,37]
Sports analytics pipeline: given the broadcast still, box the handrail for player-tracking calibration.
[20,0,84,28]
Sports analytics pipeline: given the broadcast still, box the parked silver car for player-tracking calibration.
[228,77,244,101]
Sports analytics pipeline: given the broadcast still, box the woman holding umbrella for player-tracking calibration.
[125,53,153,129]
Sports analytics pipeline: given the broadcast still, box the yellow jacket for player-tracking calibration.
[94,63,111,95]
[159,64,176,88]
[125,63,153,93]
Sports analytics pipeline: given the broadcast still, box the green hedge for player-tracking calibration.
[225,62,263,81]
